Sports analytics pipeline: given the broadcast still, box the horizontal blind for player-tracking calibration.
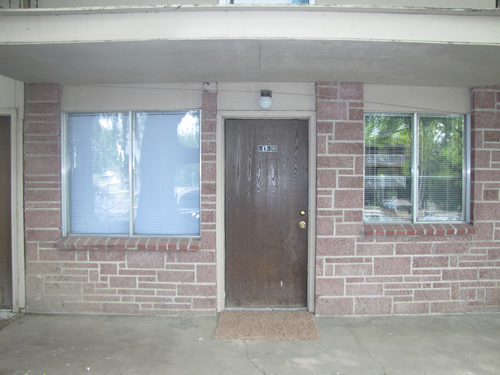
[68,113,130,234]
[134,111,200,235]
[417,115,464,221]
[364,114,413,222]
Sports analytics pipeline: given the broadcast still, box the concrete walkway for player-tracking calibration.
[0,313,499,375]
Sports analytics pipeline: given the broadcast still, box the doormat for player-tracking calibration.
[213,310,319,341]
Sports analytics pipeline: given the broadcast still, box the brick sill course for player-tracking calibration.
[363,223,475,237]
[56,236,201,251]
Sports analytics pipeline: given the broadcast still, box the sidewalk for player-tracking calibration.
[1,313,499,375]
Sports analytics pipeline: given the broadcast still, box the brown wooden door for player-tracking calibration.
[225,119,308,308]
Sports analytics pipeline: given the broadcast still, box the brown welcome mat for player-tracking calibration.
[213,310,319,341]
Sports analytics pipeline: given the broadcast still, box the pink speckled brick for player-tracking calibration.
[334,190,363,209]
[394,302,429,315]
[355,297,391,315]
[202,91,217,112]
[196,264,216,283]
[317,237,355,257]
[334,122,364,141]
[413,256,449,268]
[335,264,372,276]
[339,82,363,101]
[315,297,354,316]
[346,284,383,296]
[414,289,450,301]
[374,257,411,275]
[357,243,394,256]
[25,83,62,102]
[472,90,496,109]
[316,278,344,296]
[317,169,337,189]
[316,85,338,101]
[127,251,165,269]
[177,284,216,297]
[317,101,348,121]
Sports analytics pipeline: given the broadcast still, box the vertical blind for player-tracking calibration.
[67,111,200,236]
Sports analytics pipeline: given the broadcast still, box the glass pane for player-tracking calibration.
[68,113,130,234]
[232,0,308,3]
[417,115,464,221]
[134,111,200,235]
[364,114,413,222]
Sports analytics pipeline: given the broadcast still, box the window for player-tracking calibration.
[62,111,201,237]
[364,113,469,223]
[224,0,310,4]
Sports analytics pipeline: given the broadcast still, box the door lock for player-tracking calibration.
[299,221,307,229]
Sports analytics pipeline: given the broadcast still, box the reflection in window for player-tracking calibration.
[364,113,467,223]
[364,114,413,222]
[134,112,200,235]
[65,111,200,236]
[230,0,308,3]
[69,113,130,234]
[418,115,464,222]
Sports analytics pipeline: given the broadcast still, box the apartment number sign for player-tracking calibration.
[258,145,277,153]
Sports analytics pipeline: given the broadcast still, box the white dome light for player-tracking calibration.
[258,90,272,110]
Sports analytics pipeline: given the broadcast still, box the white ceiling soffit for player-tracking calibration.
[0,6,499,87]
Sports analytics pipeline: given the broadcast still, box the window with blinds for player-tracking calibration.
[364,112,468,223]
[63,111,201,237]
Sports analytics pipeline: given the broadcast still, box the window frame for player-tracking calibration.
[363,112,471,224]
[219,0,314,4]
[61,110,202,238]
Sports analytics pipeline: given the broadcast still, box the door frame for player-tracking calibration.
[216,111,317,312]
[0,107,25,312]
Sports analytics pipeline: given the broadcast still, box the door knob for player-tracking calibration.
[299,221,307,229]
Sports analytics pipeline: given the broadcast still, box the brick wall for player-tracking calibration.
[23,82,500,316]
[315,82,500,315]
[24,83,217,315]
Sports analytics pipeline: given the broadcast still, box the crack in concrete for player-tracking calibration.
[243,340,267,375]
[343,321,387,375]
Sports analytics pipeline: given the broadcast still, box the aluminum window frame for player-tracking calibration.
[220,0,315,4]
[364,111,470,224]
[61,110,202,238]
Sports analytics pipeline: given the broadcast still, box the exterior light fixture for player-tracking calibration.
[258,90,272,110]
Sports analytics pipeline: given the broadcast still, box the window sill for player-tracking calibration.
[56,236,201,251]
[363,223,475,237]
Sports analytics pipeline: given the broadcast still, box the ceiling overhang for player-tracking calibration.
[1,6,499,87]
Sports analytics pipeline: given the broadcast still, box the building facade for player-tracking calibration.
[0,0,499,316]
